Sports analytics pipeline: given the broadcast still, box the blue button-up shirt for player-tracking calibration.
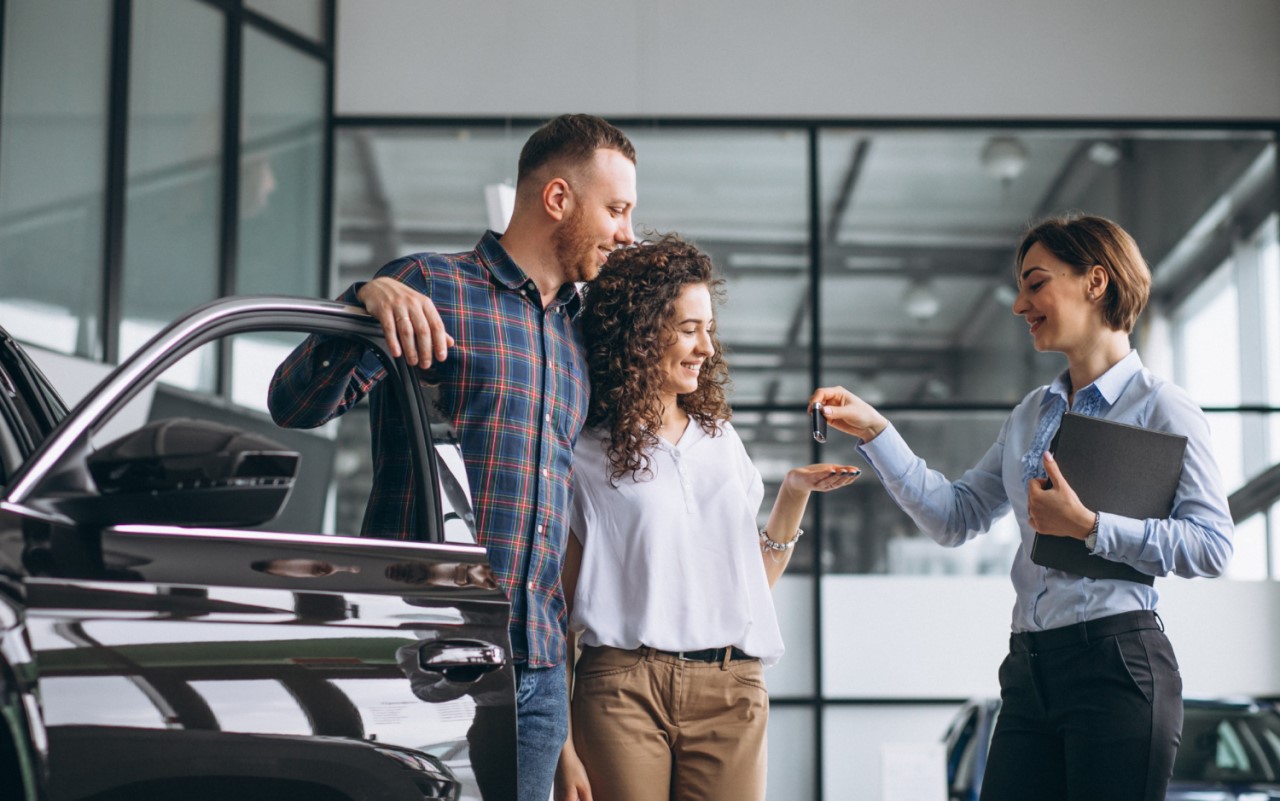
[268,231,590,666]
[858,351,1234,633]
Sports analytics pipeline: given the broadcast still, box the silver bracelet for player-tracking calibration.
[759,527,804,552]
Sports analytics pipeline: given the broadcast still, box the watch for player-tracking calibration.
[1084,512,1100,551]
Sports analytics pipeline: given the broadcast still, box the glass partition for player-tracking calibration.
[119,0,225,381]
[0,0,111,357]
[246,0,326,42]
[236,26,326,299]
[334,124,1280,580]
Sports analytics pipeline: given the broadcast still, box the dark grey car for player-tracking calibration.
[0,297,516,801]
[943,696,1280,801]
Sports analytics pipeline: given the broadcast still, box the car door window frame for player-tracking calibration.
[4,297,446,542]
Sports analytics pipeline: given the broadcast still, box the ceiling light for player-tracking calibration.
[991,284,1018,307]
[980,136,1029,182]
[1087,140,1122,167]
[903,279,941,321]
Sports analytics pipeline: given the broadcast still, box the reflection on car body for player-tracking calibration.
[944,696,1280,801]
[0,297,516,800]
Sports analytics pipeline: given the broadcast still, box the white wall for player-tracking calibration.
[816,575,1280,800]
[820,575,1280,699]
[335,0,1280,119]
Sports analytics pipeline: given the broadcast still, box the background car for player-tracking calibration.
[943,696,1280,801]
[0,297,516,801]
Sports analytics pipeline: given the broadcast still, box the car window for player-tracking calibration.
[0,342,66,488]
[0,365,24,486]
[1175,705,1280,784]
[947,709,980,795]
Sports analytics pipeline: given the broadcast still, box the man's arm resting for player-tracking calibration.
[267,332,386,429]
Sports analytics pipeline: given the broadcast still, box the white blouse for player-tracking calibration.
[568,420,785,666]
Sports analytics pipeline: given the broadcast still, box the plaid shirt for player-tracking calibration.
[268,232,589,667]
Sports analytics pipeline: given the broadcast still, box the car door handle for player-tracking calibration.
[418,639,505,683]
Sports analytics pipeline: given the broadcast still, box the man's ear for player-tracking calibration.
[543,177,571,222]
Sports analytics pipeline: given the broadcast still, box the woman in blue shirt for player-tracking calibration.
[813,214,1233,801]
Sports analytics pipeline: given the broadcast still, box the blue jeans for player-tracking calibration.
[515,663,569,801]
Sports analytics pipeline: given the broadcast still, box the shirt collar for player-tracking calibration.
[476,230,584,317]
[1045,349,1143,406]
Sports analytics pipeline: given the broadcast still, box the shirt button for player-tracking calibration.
[537,524,544,534]
[321,360,330,368]
[542,468,549,478]
[527,581,535,591]
[544,413,551,423]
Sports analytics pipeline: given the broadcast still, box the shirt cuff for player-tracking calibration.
[856,422,913,482]
[1092,511,1144,561]
[340,281,366,305]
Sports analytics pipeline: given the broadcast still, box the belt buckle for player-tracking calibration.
[675,651,698,662]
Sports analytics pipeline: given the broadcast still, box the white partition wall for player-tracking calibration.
[815,575,1280,799]
[335,0,1280,120]
[819,575,1280,701]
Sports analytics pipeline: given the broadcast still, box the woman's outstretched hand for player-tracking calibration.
[785,463,862,493]
[809,386,890,443]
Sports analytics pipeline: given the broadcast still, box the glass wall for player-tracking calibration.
[120,0,225,386]
[0,0,332,402]
[335,123,1280,580]
[229,25,328,410]
[0,0,112,357]
[333,121,1280,797]
[246,0,326,42]
[236,26,325,298]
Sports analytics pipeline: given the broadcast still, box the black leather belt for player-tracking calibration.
[1010,610,1161,654]
[655,646,753,663]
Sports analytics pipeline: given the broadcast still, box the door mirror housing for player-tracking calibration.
[79,417,299,526]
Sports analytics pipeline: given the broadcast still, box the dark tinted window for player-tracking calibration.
[1174,705,1280,784]
[0,335,67,486]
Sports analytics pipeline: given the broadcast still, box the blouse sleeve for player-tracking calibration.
[569,436,601,544]
[1090,382,1234,578]
[724,422,764,513]
[857,415,1014,547]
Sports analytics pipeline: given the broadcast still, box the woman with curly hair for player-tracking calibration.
[554,235,859,801]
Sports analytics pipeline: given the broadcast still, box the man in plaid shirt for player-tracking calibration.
[268,114,636,801]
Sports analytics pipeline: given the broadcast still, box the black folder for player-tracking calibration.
[1029,412,1187,586]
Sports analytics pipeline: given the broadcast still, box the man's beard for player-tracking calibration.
[551,205,598,284]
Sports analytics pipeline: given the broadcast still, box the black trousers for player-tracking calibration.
[979,610,1183,801]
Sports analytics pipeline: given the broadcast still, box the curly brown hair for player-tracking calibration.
[582,234,731,484]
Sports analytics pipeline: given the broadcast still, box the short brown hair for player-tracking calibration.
[1015,214,1151,333]
[516,114,636,189]
[582,234,730,484]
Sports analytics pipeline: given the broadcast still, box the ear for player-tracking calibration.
[542,177,571,222]
[1085,264,1108,300]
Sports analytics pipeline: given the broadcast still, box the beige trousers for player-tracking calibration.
[571,645,769,801]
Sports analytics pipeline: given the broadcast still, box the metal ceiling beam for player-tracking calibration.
[335,228,1015,278]
[824,137,870,245]
[725,342,959,373]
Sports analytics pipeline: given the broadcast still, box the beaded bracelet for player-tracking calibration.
[759,527,804,552]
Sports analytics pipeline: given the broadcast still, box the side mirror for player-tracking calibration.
[79,417,300,527]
